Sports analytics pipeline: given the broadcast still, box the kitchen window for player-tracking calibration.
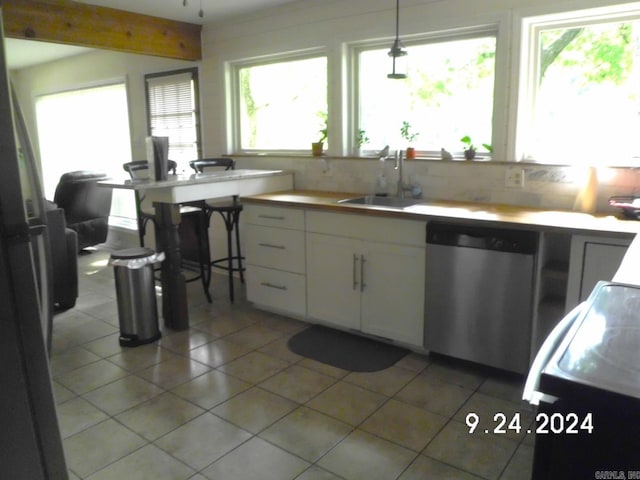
[145,68,201,170]
[232,54,328,152]
[356,30,497,158]
[518,5,640,165]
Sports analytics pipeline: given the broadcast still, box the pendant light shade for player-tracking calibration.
[388,0,407,79]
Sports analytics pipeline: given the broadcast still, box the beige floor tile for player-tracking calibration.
[257,336,304,364]
[344,365,418,397]
[191,312,256,338]
[478,375,527,404]
[306,381,387,426]
[170,369,251,410]
[297,358,350,379]
[154,412,252,470]
[82,300,119,325]
[106,343,180,372]
[85,444,195,480]
[256,314,307,334]
[56,359,129,395]
[82,333,125,358]
[63,419,147,478]
[360,399,448,451]
[317,430,417,480]
[50,347,101,377]
[136,356,212,389]
[83,375,164,416]
[188,338,252,367]
[68,470,81,480]
[422,360,487,390]
[218,351,288,383]
[454,392,535,442]
[52,381,76,404]
[424,420,518,480]
[500,443,533,480]
[115,392,205,440]
[260,406,352,462]
[295,466,344,480]
[158,328,213,354]
[398,454,483,480]
[394,353,430,373]
[395,373,474,417]
[211,386,297,433]
[259,364,337,403]
[201,436,309,480]
[222,324,285,350]
[56,397,109,439]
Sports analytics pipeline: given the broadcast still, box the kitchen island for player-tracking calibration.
[100,169,293,330]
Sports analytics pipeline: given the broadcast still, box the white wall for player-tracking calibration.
[11,49,195,167]
[10,0,640,216]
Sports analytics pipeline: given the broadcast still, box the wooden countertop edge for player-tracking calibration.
[243,190,640,237]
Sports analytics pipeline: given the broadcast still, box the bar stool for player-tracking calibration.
[122,160,212,303]
[189,158,245,302]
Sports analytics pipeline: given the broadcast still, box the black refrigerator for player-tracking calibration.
[0,8,68,479]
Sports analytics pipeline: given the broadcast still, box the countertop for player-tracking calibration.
[243,190,640,236]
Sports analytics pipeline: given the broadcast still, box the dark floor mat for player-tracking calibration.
[287,324,409,372]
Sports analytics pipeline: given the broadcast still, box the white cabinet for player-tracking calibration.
[566,234,632,308]
[306,211,425,348]
[244,205,306,317]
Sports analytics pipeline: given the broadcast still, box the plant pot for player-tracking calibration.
[464,149,476,161]
[311,142,324,156]
[406,147,416,159]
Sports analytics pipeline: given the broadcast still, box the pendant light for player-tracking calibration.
[387,0,408,79]
[181,0,204,19]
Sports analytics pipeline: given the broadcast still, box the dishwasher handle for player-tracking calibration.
[426,221,538,254]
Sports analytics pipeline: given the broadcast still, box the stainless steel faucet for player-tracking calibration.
[394,149,412,198]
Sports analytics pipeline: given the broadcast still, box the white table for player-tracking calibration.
[100,169,294,329]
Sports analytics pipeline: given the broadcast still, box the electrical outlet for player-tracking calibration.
[505,168,525,188]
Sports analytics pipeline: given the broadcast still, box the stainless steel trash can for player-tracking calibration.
[110,248,164,347]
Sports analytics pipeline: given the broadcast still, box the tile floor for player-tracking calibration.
[51,249,535,480]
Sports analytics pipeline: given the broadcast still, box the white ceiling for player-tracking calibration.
[4,0,303,69]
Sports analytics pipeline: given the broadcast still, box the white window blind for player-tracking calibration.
[146,71,199,166]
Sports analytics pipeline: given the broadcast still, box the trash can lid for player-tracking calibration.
[111,247,156,260]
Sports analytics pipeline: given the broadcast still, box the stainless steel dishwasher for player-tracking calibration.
[424,221,538,374]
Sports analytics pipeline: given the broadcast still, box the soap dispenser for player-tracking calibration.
[374,169,388,196]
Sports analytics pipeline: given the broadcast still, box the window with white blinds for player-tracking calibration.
[145,68,201,169]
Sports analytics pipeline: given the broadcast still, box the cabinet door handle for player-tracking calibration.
[360,254,366,292]
[352,254,359,290]
[258,214,285,220]
[261,282,287,291]
[258,242,286,250]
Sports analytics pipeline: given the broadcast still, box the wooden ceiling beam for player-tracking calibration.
[0,0,202,61]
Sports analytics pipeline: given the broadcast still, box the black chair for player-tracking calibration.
[122,160,212,303]
[53,170,113,251]
[189,158,245,302]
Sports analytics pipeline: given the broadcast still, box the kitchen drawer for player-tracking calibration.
[244,204,305,230]
[246,265,306,317]
[245,224,305,273]
[306,210,424,247]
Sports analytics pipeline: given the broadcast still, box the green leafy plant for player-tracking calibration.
[400,121,419,143]
[460,135,492,152]
[316,111,328,143]
[355,128,370,147]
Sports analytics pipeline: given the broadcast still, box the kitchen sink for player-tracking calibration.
[338,195,419,208]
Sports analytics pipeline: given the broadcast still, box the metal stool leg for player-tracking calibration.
[233,210,245,283]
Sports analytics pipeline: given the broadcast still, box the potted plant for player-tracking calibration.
[312,112,328,156]
[355,128,370,156]
[460,135,492,160]
[400,121,419,159]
